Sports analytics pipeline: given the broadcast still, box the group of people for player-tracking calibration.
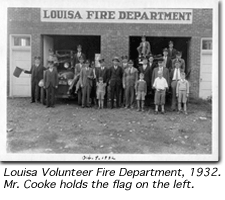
[22,39,190,114]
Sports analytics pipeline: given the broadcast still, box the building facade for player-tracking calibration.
[7,8,212,98]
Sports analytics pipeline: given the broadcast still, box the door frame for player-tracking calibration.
[199,37,212,98]
[10,34,32,97]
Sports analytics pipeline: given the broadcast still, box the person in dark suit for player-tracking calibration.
[163,48,172,71]
[108,56,123,109]
[43,60,58,108]
[121,55,129,107]
[23,56,46,103]
[137,35,151,58]
[73,45,86,65]
[151,57,170,88]
[80,60,94,108]
[95,58,109,108]
[172,51,186,71]
[168,41,177,60]
[170,60,185,111]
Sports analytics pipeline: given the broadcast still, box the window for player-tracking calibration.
[13,36,30,46]
[202,39,212,50]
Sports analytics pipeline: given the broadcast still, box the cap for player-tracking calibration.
[157,57,164,62]
[128,60,134,64]
[34,56,41,60]
[99,58,105,63]
[176,51,182,56]
[148,54,154,58]
[112,56,120,62]
[121,55,128,60]
[163,48,168,52]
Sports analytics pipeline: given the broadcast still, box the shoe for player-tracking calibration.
[125,106,128,109]
[177,110,181,114]
[46,106,50,108]
[141,109,144,112]
[130,106,134,109]
[161,111,165,114]
[51,105,55,108]
[81,105,85,108]
[154,111,158,114]
[30,101,35,103]
[184,111,188,115]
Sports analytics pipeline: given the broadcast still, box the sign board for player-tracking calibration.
[41,8,193,24]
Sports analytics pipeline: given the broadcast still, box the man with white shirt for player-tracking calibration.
[170,60,185,111]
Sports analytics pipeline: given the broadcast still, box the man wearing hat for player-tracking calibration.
[172,51,186,71]
[168,41,177,60]
[151,57,170,91]
[23,56,46,103]
[80,60,94,108]
[137,35,151,58]
[73,45,86,65]
[170,60,185,111]
[123,60,138,109]
[43,59,58,108]
[95,58,109,108]
[163,48,172,71]
[138,57,154,106]
[108,56,123,109]
[121,55,129,107]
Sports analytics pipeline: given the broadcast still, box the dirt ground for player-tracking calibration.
[7,97,212,154]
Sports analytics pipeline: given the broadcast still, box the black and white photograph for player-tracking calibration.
[1,0,218,161]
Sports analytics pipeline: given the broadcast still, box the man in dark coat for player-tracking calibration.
[163,48,172,71]
[43,60,58,108]
[95,58,109,107]
[168,41,177,60]
[23,56,45,103]
[108,56,123,109]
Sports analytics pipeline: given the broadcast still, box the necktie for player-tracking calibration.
[175,68,178,81]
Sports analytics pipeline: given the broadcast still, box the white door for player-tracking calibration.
[43,36,54,67]
[11,49,31,96]
[199,39,212,99]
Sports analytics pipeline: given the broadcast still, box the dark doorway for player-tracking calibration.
[129,36,191,72]
[42,35,101,63]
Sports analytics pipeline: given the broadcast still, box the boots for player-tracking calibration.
[141,100,145,112]
[136,100,141,111]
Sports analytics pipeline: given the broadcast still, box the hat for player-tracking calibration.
[176,51,182,56]
[157,57,164,62]
[112,56,120,62]
[34,56,41,60]
[79,56,84,61]
[169,41,173,44]
[99,58,105,63]
[148,54,154,58]
[77,45,82,48]
[163,48,168,52]
[121,55,128,60]
[154,54,163,62]
[128,60,134,64]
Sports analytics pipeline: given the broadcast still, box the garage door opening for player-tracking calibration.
[42,35,101,67]
[129,36,191,73]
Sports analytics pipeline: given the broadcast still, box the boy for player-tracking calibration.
[135,73,147,112]
[152,71,168,114]
[43,60,58,108]
[176,72,189,114]
[96,77,107,109]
